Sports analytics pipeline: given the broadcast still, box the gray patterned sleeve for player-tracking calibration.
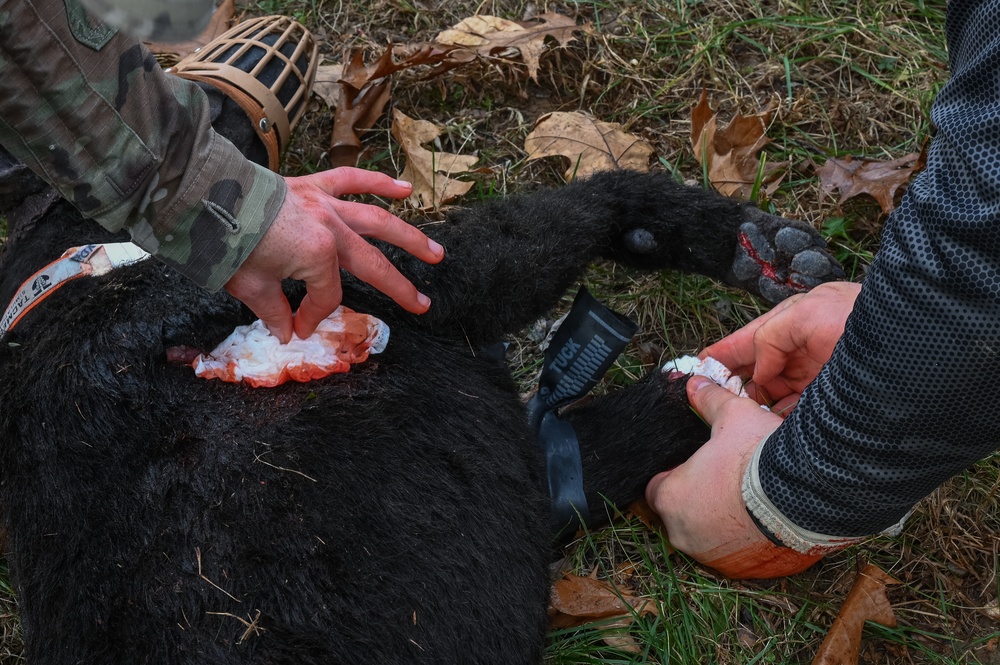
[746,0,1000,543]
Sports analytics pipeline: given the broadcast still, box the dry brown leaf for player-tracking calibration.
[434,13,590,82]
[391,110,479,210]
[436,15,525,47]
[325,44,470,167]
[816,152,926,215]
[145,0,237,61]
[690,89,787,199]
[548,573,658,630]
[524,112,653,181]
[627,499,670,544]
[312,63,345,109]
[811,564,900,665]
[597,617,643,653]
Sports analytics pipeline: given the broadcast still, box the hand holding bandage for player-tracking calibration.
[647,283,866,579]
[700,282,861,413]
[646,377,828,579]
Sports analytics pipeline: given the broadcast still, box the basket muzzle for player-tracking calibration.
[170,16,319,172]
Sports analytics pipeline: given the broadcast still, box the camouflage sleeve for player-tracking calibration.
[0,0,285,292]
[78,0,216,41]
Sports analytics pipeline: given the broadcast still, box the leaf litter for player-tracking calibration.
[549,572,659,653]
[434,13,591,82]
[811,563,901,665]
[391,110,485,209]
[816,151,927,215]
[524,112,654,181]
[690,89,788,200]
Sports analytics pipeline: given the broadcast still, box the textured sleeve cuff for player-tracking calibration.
[127,132,286,292]
[741,434,908,555]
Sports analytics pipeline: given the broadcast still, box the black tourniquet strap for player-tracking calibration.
[526,287,638,539]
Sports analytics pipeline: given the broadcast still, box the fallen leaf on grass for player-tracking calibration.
[812,563,900,665]
[322,45,471,167]
[435,13,590,82]
[524,112,653,181]
[312,63,344,108]
[145,0,236,63]
[549,573,658,627]
[816,151,926,215]
[391,110,480,210]
[549,573,658,653]
[627,498,669,542]
[436,15,524,48]
[690,89,787,199]
[595,617,647,654]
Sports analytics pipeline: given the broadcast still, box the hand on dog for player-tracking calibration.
[649,281,861,579]
[225,167,445,343]
[646,377,825,578]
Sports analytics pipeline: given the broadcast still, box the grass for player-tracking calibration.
[2,0,999,662]
[548,459,1000,664]
[0,560,18,663]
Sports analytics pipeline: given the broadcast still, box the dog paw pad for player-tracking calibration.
[774,227,818,254]
[730,207,844,303]
[758,278,795,304]
[739,222,776,263]
[790,249,834,277]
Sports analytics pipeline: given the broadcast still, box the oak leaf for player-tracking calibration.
[816,152,926,215]
[627,499,669,543]
[549,573,658,627]
[145,0,236,63]
[312,63,345,109]
[434,13,590,82]
[524,112,653,181]
[690,89,787,199]
[811,564,900,665]
[323,45,472,167]
[549,573,658,652]
[391,110,479,210]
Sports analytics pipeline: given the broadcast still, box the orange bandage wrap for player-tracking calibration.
[192,307,389,388]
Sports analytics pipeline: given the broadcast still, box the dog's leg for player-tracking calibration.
[365,169,842,344]
[560,373,708,522]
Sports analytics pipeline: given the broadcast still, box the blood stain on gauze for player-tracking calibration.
[662,355,752,399]
[192,306,390,388]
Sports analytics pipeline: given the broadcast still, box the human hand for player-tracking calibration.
[645,376,825,578]
[702,281,860,411]
[225,167,444,343]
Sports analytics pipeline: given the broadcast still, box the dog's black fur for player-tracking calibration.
[0,130,840,662]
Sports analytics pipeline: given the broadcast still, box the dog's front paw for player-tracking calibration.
[728,206,845,303]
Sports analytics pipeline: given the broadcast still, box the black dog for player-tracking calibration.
[0,134,841,661]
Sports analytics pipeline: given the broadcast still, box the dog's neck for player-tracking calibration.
[0,242,151,337]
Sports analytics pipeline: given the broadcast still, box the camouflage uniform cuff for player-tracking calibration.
[130,131,286,292]
[742,435,872,556]
[78,0,215,41]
